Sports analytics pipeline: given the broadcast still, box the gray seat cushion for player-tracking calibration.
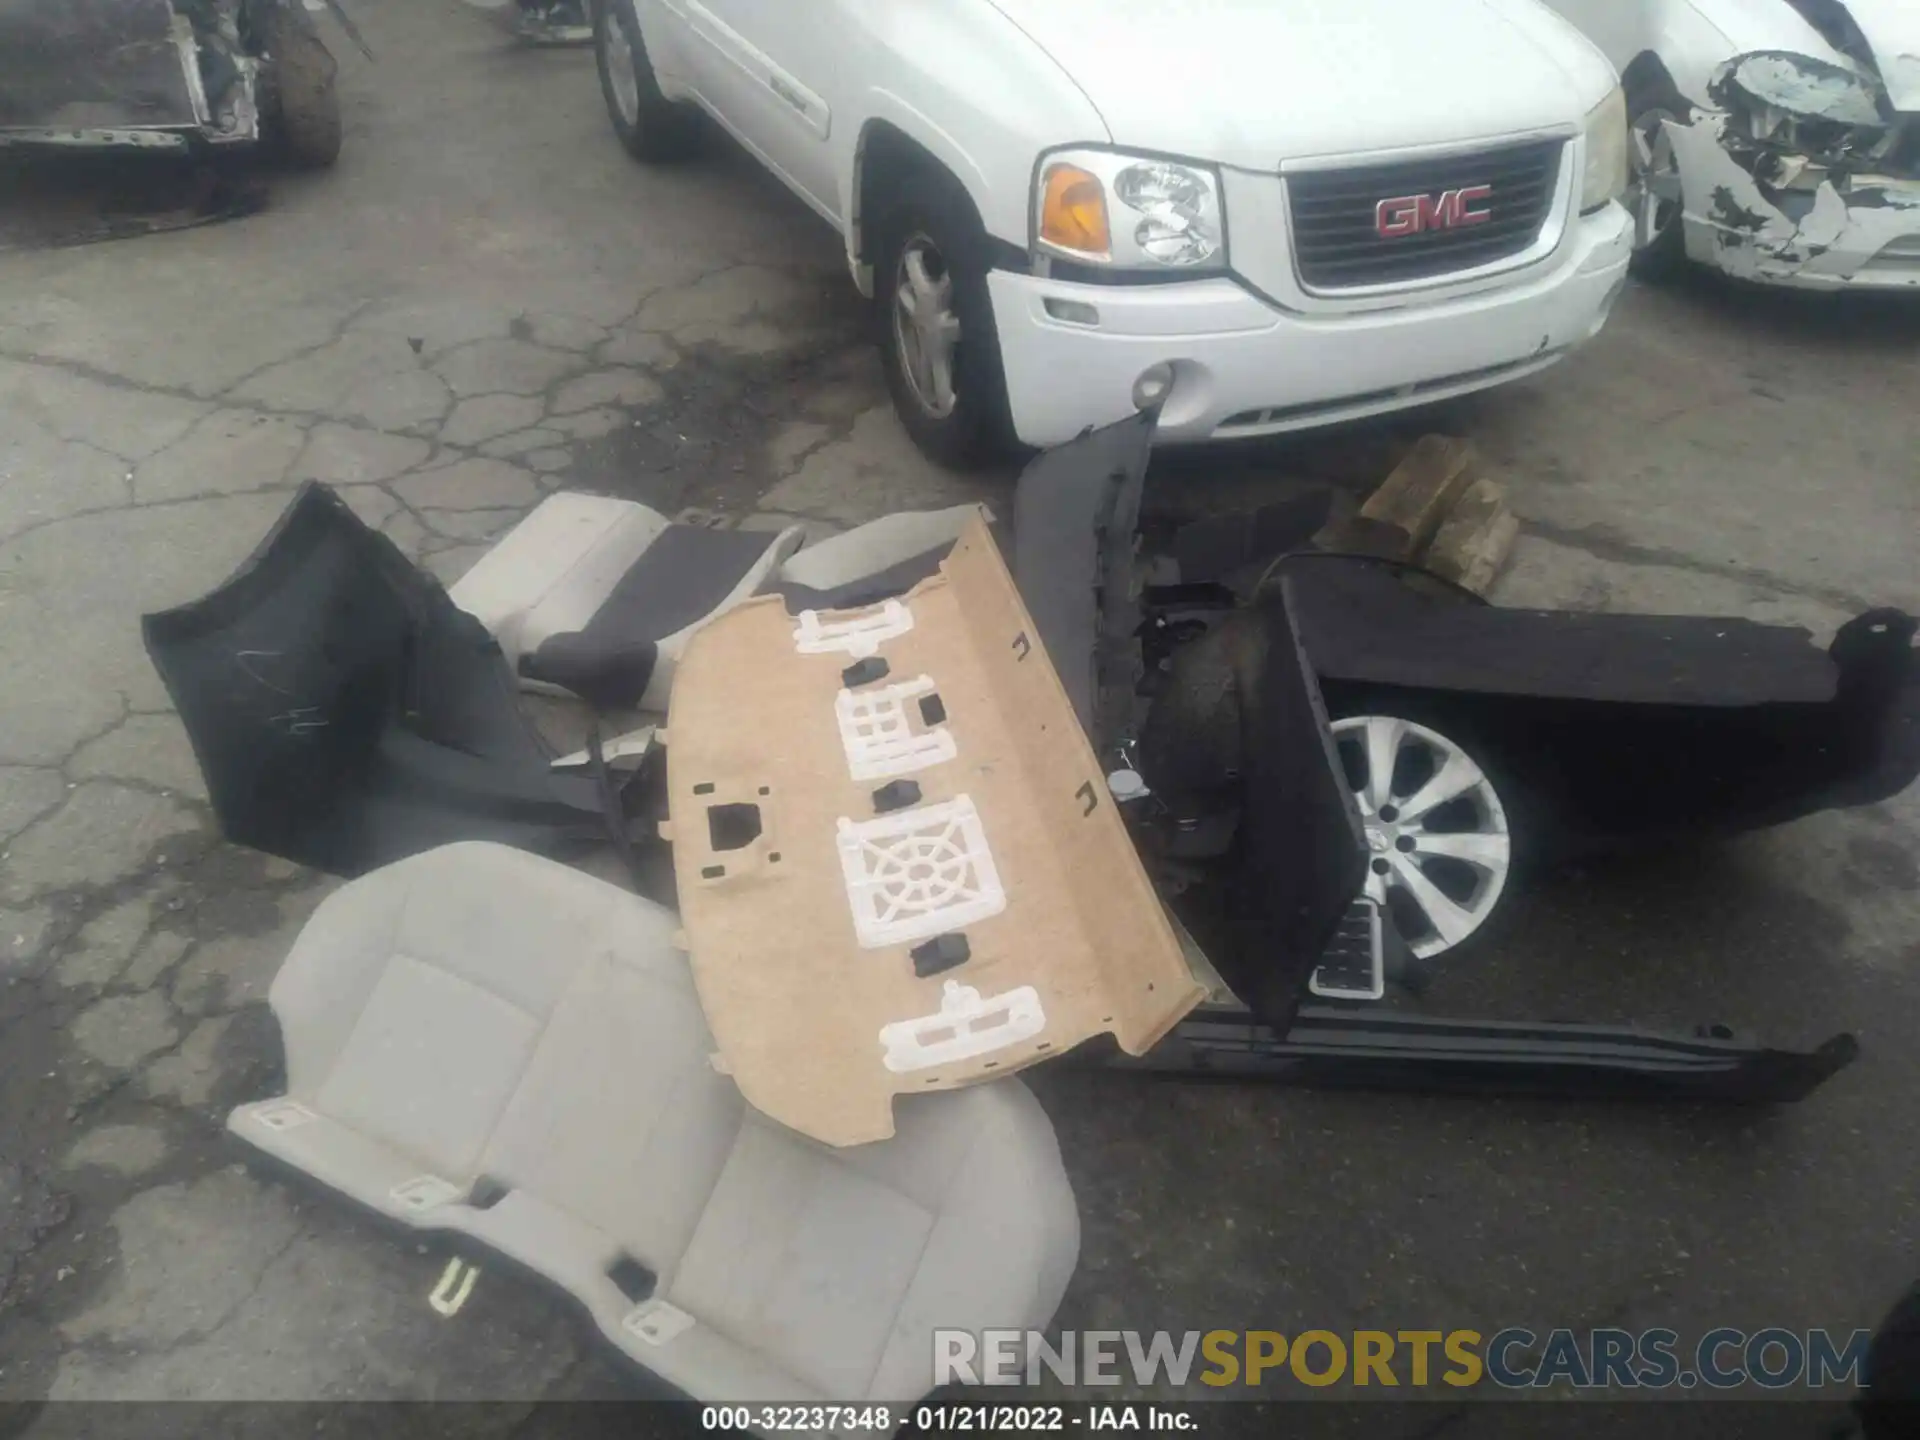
[229,842,1079,1413]
[449,496,806,712]
[450,495,989,713]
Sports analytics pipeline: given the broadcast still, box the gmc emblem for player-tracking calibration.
[1374,185,1495,238]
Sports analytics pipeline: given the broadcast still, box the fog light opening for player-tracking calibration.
[1133,362,1176,411]
[1043,297,1101,327]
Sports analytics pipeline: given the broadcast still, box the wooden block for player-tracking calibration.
[1355,435,1479,560]
[1424,478,1520,596]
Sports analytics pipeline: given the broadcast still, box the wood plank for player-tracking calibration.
[1424,476,1520,596]
[1352,434,1480,560]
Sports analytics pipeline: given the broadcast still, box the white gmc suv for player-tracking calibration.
[591,0,1635,467]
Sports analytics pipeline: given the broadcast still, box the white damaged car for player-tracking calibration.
[592,0,1633,466]
[1545,0,1920,287]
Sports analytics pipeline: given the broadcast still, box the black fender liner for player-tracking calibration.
[142,483,616,877]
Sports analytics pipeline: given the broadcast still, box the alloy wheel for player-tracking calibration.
[892,234,963,419]
[1624,108,1684,252]
[605,3,641,126]
[1332,715,1513,960]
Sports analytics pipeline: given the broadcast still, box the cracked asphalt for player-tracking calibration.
[0,3,1916,1429]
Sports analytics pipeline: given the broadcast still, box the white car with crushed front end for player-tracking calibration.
[591,0,1633,467]
[1541,0,1920,287]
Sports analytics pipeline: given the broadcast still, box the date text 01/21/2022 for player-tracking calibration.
[904,1406,1192,1431]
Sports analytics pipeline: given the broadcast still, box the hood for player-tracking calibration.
[982,0,1616,168]
[1827,0,1920,109]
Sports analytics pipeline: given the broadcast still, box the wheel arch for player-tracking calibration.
[1621,50,1701,126]
[847,112,1016,299]
[1632,5,1744,110]
[1621,49,1682,102]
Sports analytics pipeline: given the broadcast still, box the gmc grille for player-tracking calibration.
[1287,139,1565,290]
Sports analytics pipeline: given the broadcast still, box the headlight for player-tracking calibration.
[1580,85,1629,214]
[1713,51,1886,131]
[1708,51,1899,169]
[1034,148,1225,271]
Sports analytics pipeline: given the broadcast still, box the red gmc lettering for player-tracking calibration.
[1453,184,1494,224]
[1375,196,1424,238]
[1373,185,1496,238]
[1415,192,1454,232]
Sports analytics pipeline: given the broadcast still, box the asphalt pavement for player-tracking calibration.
[0,3,1915,1431]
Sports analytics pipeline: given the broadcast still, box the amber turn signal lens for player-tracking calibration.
[1039,164,1111,258]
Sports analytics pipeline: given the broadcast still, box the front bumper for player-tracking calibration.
[0,0,260,152]
[987,203,1631,449]
[1667,117,1920,291]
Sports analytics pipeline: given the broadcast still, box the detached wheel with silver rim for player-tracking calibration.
[1623,72,1690,280]
[875,177,1013,470]
[592,0,699,162]
[1331,713,1514,962]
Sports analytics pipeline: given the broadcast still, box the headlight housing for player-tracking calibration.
[1033,148,1226,272]
[1580,85,1629,214]
[1707,51,1902,172]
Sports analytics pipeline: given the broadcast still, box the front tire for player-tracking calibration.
[592,0,701,162]
[874,178,1013,471]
